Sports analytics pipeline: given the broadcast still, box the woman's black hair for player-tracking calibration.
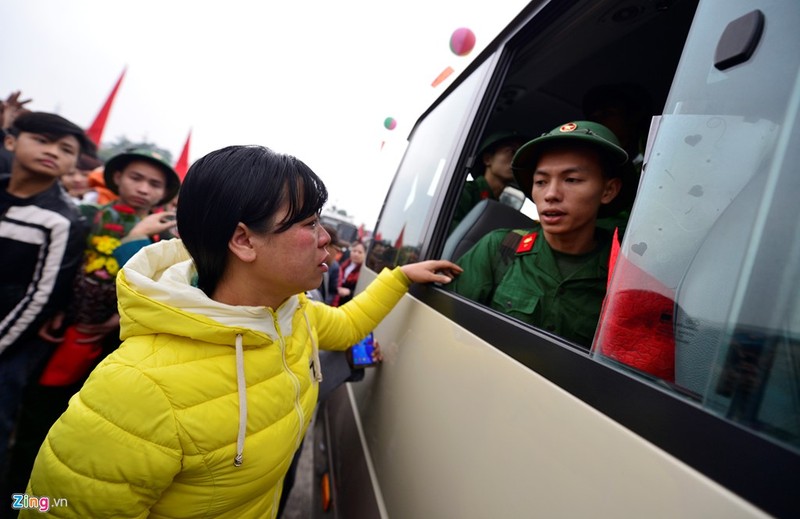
[177,145,328,296]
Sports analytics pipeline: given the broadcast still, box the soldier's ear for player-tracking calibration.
[600,177,622,204]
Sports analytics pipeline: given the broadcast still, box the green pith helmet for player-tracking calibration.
[511,120,628,198]
[473,130,528,173]
[104,148,181,206]
[478,130,528,156]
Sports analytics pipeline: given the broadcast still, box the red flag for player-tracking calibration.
[174,130,192,181]
[394,224,406,249]
[358,224,365,241]
[86,68,126,146]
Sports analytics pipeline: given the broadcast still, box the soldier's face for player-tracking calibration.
[113,160,167,213]
[484,141,523,183]
[531,147,620,243]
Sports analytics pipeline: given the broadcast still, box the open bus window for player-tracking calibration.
[443,1,698,344]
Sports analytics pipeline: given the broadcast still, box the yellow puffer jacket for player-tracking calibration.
[25,239,410,518]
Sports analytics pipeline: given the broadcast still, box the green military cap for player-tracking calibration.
[512,120,628,198]
[104,148,181,206]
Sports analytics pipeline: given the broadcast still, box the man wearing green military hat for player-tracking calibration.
[448,121,626,347]
[450,130,528,232]
[44,146,182,374]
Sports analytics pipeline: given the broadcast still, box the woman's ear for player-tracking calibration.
[228,223,257,263]
[600,177,622,205]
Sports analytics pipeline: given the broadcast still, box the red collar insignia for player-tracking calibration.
[480,190,490,200]
[516,232,537,253]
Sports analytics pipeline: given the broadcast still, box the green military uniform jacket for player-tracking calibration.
[449,225,613,347]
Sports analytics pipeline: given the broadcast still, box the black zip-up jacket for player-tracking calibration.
[0,174,88,355]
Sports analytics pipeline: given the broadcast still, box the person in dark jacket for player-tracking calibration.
[451,130,527,232]
[0,112,93,482]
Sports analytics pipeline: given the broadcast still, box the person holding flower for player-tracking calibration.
[43,148,181,380]
[5,149,182,495]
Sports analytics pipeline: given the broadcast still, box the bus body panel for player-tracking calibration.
[335,270,770,519]
[313,0,800,517]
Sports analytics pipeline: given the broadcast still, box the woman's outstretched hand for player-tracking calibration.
[400,260,462,285]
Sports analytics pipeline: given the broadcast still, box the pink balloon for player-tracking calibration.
[450,28,476,56]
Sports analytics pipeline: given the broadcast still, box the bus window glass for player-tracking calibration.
[593,0,800,451]
[367,60,491,271]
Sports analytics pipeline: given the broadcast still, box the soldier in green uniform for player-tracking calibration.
[448,121,626,347]
[450,130,527,232]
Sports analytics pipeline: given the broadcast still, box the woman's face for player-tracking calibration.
[61,168,91,196]
[349,243,366,265]
[249,207,332,304]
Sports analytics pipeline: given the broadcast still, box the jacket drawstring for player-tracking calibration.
[302,311,322,383]
[233,333,247,467]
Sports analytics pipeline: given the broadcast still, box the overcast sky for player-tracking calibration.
[1,0,529,227]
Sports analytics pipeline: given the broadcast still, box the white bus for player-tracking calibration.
[320,207,360,245]
[313,1,800,517]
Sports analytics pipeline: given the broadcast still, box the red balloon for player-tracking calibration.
[450,28,476,56]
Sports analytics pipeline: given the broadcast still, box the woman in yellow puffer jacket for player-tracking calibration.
[23,145,461,518]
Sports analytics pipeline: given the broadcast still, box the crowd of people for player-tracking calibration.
[0,96,186,511]
[0,91,461,518]
[0,79,650,516]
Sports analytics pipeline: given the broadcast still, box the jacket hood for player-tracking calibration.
[117,239,300,346]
